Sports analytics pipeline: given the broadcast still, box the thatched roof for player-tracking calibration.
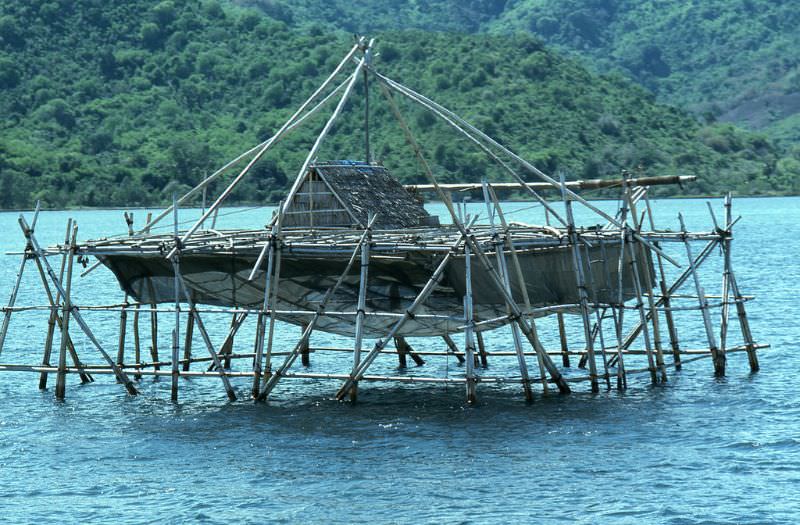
[312,162,435,229]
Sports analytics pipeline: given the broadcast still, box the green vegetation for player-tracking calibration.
[242,1,800,143]
[486,0,800,144]
[0,0,798,209]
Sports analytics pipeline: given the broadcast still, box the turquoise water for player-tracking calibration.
[0,197,797,524]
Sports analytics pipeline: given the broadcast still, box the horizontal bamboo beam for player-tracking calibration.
[405,175,696,193]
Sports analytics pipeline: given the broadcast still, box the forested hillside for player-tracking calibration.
[488,0,800,143]
[0,0,798,209]
[241,0,800,144]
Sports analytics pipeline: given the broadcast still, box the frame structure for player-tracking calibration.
[0,38,766,404]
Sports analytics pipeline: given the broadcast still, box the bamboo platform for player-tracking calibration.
[0,37,766,404]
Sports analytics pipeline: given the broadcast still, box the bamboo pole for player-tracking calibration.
[20,217,137,395]
[55,224,77,400]
[582,243,611,388]
[378,82,570,394]
[643,192,682,369]
[373,69,680,268]
[723,194,759,372]
[481,182,533,400]
[0,202,40,356]
[679,214,724,375]
[560,172,600,393]
[183,307,194,372]
[350,216,372,401]
[0,256,27,357]
[261,207,285,389]
[463,236,478,403]
[599,239,626,389]
[623,215,658,384]
[475,331,488,368]
[117,297,128,367]
[133,304,142,380]
[39,218,72,388]
[334,224,473,401]
[485,184,549,394]
[251,213,278,398]
[300,323,311,367]
[171,195,180,401]
[627,185,667,382]
[557,313,570,367]
[260,215,379,400]
[173,271,236,401]
[441,335,466,364]
[166,42,364,258]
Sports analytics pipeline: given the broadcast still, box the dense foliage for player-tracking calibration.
[242,0,800,144]
[0,0,798,209]
[487,0,800,144]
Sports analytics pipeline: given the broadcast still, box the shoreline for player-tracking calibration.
[0,192,797,213]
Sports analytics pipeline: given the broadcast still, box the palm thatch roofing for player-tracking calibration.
[309,161,436,229]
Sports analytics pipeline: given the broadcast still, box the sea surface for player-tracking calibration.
[0,196,797,524]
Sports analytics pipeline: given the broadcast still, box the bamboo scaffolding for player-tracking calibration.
[0,40,766,406]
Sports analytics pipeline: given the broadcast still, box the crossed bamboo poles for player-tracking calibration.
[0,37,763,403]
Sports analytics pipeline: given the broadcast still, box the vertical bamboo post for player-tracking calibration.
[485,184,549,394]
[599,239,626,390]
[350,217,372,401]
[262,207,284,385]
[557,312,570,367]
[149,300,159,374]
[252,211,279,398]
[183,309,194,372]
[395,336,408,369]
[618,178,658,384]
[133,304,142,380]
[170,194,181,402]
[475,331,488,368]
[380,84,569,393]
[679,213,724,375]
[481,182,532,400]
[300,323,311,367]
[582,243,611,388]
[626,229,659,384]
[643,193,682,369]
[463,237,478,404]
[173,272,236,400]
[116,296,128,367]
[55,224,78,400]
[40,218,72,389]
[723,194,759,372]
[560,173,599,393]
[223,314,236,369]
[627,187,667,382]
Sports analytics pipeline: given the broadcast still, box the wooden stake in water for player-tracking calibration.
[350,217,372,401]
[560,172,599,393]
[171,194,181,402]
[55,224,78,400]
[679,213,724,376]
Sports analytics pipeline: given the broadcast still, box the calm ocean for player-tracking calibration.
[0,196,797,524]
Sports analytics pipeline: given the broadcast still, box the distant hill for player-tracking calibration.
[238,0,800,145]
[0,0,797,209]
